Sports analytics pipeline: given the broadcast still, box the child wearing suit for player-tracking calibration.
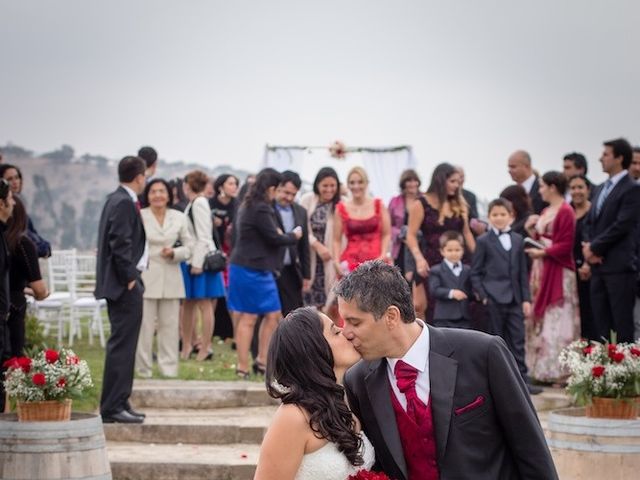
[471,198,541,395]
[428,231,473,328]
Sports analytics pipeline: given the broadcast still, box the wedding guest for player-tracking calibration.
[300,167,342,313]
[499,184,533,238]
[273,171,311,316]
[255,307,374,479]
[569,175,595,340]
[0,164,50,258]
[138,146,158,179]
[471,199,538,394]
[583,138,640,343]
[428,231,472,329]
[524,171,579,383]
[6,196,48,357]
[180,170,225,362]
[333,166,391,275]
[0,179,14,413]
[210,174,239,251]
[228,168,301,378]
[210,174,239,341]
[562,152,595,201]
[95,156,147,424]
[388,169,421,274]
[406,163,475,324]
[136,179,193,378]
[455,165,479,219]
[169,177,189,212]
[630,146,640,181]
[507,150,548,214]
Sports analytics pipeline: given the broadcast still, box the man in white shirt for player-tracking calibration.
[338,260,557,480]
[507,149,548,214]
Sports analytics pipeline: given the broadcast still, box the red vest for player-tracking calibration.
[390,385,440,480]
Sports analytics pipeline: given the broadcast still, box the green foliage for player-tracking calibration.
[24,314,47,352]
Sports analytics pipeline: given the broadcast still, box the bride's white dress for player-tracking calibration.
[295,431,375,480]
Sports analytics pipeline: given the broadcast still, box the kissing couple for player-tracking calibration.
[254,260,558,480]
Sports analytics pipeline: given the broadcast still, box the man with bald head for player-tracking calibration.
[507,150,548,214]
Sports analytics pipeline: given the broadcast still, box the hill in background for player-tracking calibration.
[1,143,251,251]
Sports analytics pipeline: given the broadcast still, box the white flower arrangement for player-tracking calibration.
[559,338,640,405]
[3,348,93,402]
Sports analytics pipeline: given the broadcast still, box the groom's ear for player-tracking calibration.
[384,305,402,330]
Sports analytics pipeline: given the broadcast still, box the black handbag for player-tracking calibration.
[202,249,227,273]
[187,202,227,273]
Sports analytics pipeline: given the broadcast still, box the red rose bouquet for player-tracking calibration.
[559,338,640,405]
[3,348,93,402]
[348,469,391,480]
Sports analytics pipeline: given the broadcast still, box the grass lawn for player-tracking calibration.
[26,315,261,413]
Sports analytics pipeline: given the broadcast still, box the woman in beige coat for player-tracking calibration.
[299,167,343,314]
[136,179,193,378]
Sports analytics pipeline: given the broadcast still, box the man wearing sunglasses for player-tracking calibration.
[0,179,15,412]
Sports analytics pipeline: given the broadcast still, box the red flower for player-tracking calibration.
[56,377,66,388]
[66,355,80,365]
[607,344,617,353]
[348,470,391,480]
[610,352,625,363]
[2,357,19,369]
[17,357,32,373]
[592,366,605,377]
[45,349,60,364]
[582,345,594,355]
[630,347,640,357]
[32,373,47,386]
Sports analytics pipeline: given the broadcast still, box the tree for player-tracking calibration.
[41,144,74,163]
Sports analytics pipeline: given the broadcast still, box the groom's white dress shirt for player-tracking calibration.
[386,319,430,410]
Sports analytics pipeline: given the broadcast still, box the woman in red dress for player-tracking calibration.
[332,166,391,277]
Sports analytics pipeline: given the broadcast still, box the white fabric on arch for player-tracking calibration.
[263,146,417,204]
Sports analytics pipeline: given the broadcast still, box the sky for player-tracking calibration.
[1,0,639,199]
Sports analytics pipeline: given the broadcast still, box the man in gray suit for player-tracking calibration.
[337,260,557,480]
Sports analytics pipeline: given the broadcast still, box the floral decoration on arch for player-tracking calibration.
[329,140,347,159]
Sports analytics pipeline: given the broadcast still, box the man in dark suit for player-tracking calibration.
[583,138,640,343]
[337,261,557,480]
[273,170,311,316]
[507,149,548,214]
[563,152,597,201]
[95,156,148,423]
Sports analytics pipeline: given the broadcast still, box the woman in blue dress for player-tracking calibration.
[180,170,226,361]
[228,168,302,378]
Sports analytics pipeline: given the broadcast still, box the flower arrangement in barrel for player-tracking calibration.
[559,337,640,405]
[3,348,93,402]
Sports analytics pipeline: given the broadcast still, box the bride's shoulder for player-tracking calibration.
[276,403,310,424]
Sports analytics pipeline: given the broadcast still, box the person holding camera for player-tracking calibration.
[180,170,226,362]
[228,168,302,379]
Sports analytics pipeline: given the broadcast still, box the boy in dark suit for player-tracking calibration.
[428,231,472,329]
[471,198,540,394]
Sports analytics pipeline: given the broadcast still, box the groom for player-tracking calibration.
[336,260,557,480]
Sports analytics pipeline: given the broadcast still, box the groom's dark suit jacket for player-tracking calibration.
[344,326,558,480]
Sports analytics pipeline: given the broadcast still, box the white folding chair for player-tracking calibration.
[34,249,77,345]
[69,254,107,347]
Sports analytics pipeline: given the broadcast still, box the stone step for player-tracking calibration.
[104,406,276,444]
[532,387,572,412]
[130,379,276,410]
[108,442,259,480]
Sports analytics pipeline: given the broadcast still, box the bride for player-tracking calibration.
[254,307,375,480]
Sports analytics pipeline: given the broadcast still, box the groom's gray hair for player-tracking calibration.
[333,260,415,323]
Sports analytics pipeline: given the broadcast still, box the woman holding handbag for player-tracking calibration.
[228,168,302,378]
[181,170,226,361]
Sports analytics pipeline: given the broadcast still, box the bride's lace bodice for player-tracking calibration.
[295,432,375,480]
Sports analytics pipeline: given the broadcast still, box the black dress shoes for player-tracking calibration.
[126,407,146,418]
[102,410,144,424]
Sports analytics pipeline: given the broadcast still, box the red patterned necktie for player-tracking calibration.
[394,360,428,425]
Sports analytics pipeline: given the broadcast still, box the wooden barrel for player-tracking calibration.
[0,413,112,480]
[547,407,640,479]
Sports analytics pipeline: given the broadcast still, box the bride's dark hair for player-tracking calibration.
[266,307,363,466]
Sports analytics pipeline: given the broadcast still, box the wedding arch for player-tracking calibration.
[263,143,417,203]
